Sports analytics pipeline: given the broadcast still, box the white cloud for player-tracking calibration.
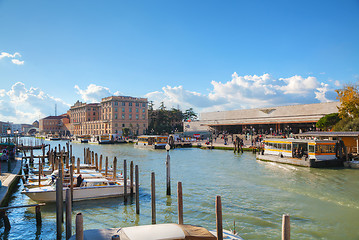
[0,82,70,124]
[315,83,330,102]
[278,75,318,94]
[0,51,24,65]
[11,59,24,65]
[334,80,341,87]
[74,84,113,103]
[145,73,337,113]
[0,52,21,59]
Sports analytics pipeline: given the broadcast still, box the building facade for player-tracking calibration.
[69,96,148,136]
[39,114,71,136]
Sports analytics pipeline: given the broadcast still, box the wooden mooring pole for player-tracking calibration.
[105,156,108,177]
[151,172,156,224]
[77,158,80,174]
[282,214,290,240]
[124,159,127,203]
[216,195,223,240]
[1,210,11,231]
[166,149,171,196]
[66,189,72,240]
[135,165,139,214]
[76,212,83,240]
[113,157,117,180]
[177,182,183,224]
[70,164,74,203]
[95,153,98,171]
[35,205,42,227]
[130,161,134,196]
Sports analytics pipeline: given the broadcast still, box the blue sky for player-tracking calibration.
[1,0,359,123]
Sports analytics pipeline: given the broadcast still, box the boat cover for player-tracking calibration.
[119,224,216,240]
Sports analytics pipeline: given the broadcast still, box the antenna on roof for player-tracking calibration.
[55,104,57,116]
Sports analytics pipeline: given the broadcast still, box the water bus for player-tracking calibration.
[134,135,168,149]
[257,138,343,167]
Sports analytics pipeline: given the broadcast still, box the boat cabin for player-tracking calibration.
[135,135,168,149]
[80,178,109,187]
[263,138,337,161]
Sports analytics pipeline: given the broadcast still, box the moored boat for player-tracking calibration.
[69,223,244,240]
[134,135,168,149]
[257,138,343,167]
[22,178,134,202]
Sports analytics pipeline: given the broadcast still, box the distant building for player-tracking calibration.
[185,102,340,135]
[0,121,12,135]
[39,113,70,136]
[32,120,39,128]
[69,96,148,136]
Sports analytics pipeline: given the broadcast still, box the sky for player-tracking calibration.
[1,0,359,123]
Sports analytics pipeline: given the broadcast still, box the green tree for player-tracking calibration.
[316,113,340,131]
[183,108,198,121]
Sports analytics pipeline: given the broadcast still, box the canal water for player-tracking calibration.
[1,139,359,239]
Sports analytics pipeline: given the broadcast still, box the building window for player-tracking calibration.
[122,114,125,120]
[129,108,132,113]
[115,108,118,112]
[115,114,118,119]
[115,123,118,127]
[93,112,96,115]
[122,108,125,112]
[122,124,125,127]
[115,102,118,106]
[115,129,118,133]
[142,103,146,107]
[122,102,126,106]
[136,108,139,113]
[142,108,145,113]
[136,114,139,120]
[129,102,133,106]
[136,103,139,107]
[129,114,132,119]
[142,114,145,119]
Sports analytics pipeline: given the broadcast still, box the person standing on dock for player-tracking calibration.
[76,174,84,187]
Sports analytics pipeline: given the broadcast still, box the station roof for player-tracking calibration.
[297,131,359,137]
[199,102,340,126]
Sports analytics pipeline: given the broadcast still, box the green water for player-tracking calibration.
[1,140,359,239]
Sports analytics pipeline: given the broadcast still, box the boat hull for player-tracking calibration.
[23,185,136,202]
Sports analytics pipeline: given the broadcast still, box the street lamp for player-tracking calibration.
[7,127,11,143]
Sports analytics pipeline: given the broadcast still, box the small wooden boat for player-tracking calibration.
[68,223,244,240]
[22,177,134,202]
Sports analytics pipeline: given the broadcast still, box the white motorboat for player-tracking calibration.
[68,223,244,240]
[22,178,135,202]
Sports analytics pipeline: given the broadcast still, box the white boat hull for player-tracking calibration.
[23,184,136,202]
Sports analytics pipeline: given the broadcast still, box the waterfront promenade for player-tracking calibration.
[0,158,22,206]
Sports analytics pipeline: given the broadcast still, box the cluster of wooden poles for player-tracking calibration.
[72,180,292,240]
[54,147,140,240]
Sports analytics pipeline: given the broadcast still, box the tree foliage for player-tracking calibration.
[316,113,340,131]
[335,83,359,119]
[331,83,359,131]
[148,103,197,135]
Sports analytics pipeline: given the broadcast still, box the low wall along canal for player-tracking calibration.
[1,138,359,239]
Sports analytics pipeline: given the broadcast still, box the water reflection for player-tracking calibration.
[1,139,359,239]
